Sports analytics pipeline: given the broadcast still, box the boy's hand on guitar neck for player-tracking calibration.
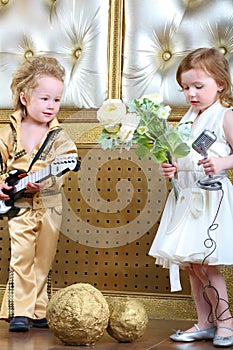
[25,182,43,192]
[0,183,12,200]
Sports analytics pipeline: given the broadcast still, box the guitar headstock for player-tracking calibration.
[51,154,80,176]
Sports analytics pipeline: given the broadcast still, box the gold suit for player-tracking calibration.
[0,111,78,320]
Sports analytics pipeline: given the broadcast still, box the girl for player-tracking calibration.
[149,48,233,347]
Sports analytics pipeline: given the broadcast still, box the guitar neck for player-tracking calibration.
[15,165,51,194]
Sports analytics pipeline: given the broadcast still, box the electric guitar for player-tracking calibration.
[0,154,80,218]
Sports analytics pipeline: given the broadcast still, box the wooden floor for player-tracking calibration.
[0,319,219,349]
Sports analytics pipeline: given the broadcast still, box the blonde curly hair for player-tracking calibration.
[11,55,65,113]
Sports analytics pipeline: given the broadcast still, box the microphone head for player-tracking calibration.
[192,129,217,157]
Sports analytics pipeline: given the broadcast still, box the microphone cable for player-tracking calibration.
[200,187,232,323]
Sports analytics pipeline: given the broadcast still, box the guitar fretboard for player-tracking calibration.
[15,165,51,193]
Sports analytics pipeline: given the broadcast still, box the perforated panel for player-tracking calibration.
[0,147,190,296]
[53,147,190,295]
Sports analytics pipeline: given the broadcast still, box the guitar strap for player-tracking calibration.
[27,129,58,173]
[0,152,3,173]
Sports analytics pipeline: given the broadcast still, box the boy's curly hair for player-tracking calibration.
[11,55,65,112]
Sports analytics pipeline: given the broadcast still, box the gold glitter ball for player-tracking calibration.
[46,283,109,346]
[107,299,149,342]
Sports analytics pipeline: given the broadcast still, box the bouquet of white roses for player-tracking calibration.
[97,94,191,162]
[97,94,192,199]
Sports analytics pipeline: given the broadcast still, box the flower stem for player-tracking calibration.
[166,151,179,201]
[162,119,179,201]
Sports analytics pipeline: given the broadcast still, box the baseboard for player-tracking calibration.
[0,285,196,321]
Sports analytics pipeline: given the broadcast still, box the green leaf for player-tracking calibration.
[99,138,114,150]
[98,134,119,151]
[172,143,190,158]
[151,150,168,163]
[134,144,151,159]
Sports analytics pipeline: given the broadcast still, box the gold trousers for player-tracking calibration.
[0,206,62,320]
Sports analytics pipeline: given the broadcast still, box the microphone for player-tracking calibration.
[192,130,222,190]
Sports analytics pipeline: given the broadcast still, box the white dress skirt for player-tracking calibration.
[148,101,233,291]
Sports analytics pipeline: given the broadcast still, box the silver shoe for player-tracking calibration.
[170,323,216,342]
[213,326,233,347]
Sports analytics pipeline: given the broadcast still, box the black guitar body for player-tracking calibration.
[2,169,27,218]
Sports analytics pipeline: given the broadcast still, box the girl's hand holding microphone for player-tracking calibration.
[198,156,224,176]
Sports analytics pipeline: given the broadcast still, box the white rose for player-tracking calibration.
[157,105,171,119]
[117,113,140,143]
[97,99,126,128]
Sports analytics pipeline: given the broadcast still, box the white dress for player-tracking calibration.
[148,100,233,291]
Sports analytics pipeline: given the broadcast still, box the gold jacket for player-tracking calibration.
[0,111,78,209]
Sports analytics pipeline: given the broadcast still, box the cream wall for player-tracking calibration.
[0,0,232,110]
[122,0,233,105]
[0,0,109,109]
